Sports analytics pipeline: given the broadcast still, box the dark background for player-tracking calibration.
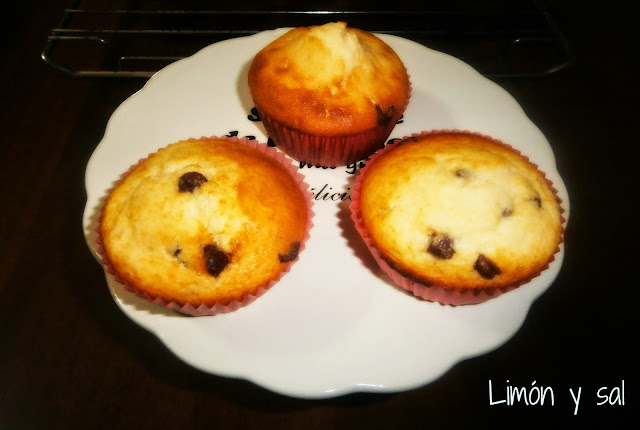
[1,1,637,428]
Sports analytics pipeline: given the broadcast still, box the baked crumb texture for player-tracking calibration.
[99,137,312,315]
[352,131,564,305]
[248,22,411,166]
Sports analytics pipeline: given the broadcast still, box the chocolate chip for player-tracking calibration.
[502,208,513,217]
[169,246,186,265]
[427,233,455,259]
[178,172,208,193]
[474,254,501,279]
[455,168,471,178]
[375,105,396,126]
[203,244,229,277]
[529,192,542,208]
[278,241,300,263]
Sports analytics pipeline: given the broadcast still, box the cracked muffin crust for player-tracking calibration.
[248,22,411,166]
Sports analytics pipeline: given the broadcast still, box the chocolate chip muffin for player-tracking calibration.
[248,22,411,167]
[99,136,312,315]
[351,131,564,305]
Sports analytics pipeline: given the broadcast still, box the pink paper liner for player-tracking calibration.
[257,78,412,168]
[95,135,315,317]
[350,129,566,306]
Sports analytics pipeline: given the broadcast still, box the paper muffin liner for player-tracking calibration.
[350,129,566,306]
[257,79,412,168]
[95,135,315,316]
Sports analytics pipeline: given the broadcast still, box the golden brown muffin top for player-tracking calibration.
[359,132,563,289]
[100,138,309,306]
[248,22,410,136]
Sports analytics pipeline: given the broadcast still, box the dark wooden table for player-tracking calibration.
[1,1,637,428]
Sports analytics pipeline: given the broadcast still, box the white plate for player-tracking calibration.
[83,28,569,399]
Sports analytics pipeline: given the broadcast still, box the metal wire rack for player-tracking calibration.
[42,0,574,79]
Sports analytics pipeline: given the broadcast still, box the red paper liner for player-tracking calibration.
[95,135,315,316]
[257,79,412,168]
[350,129,566,306]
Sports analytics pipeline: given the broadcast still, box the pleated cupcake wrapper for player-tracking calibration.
[257,77,412,168]
[350,129,566,306]
[95,135,315,317]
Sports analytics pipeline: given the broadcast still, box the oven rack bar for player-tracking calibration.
[42,1,574,79]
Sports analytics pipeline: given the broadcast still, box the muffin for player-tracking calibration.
[248,22,411,167]
[98,136,313,316]
[351,131,564,305]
